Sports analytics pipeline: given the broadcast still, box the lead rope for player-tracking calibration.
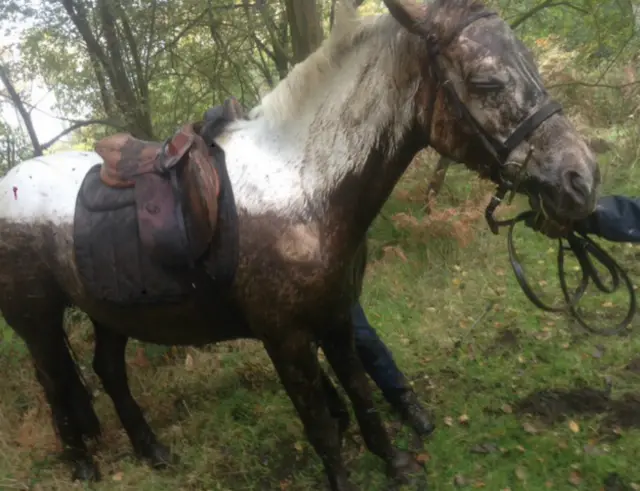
[486,200,637,336]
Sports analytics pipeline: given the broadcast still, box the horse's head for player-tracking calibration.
[383,0,599,222]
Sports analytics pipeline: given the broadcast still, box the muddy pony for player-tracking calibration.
[0,0,599,489]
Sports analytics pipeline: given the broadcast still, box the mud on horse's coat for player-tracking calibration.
[0,1,599,490]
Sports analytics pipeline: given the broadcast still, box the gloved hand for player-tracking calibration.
[570,195,640,243]
[572,212,599,237]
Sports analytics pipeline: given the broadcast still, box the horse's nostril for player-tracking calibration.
[562,169,591,205]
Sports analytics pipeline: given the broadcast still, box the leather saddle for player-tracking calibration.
[94,123,220,267]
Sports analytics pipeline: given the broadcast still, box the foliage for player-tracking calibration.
[1,0,640,488]
[2,146,640,489]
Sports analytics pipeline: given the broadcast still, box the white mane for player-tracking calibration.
[216,3,424,218]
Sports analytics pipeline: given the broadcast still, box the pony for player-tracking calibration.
[0,0,599,489]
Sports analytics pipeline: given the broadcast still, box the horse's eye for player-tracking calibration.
[468,75,506,92]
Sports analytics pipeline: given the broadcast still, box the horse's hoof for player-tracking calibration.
[387,450,428,490]
[72,459,101,482]
[141,442,178,469]
[328,473,359,491]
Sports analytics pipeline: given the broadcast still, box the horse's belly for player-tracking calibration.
[77,297,253,346]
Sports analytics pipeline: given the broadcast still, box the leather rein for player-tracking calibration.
[423,10,637,335]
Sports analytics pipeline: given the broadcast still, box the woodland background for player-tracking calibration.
[2,0,640,490]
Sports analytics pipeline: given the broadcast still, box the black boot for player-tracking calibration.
[389,389,435,438]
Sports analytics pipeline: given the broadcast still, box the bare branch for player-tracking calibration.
[40,119,127,151]
[0,62,42,156]
[547,80,640,90]
[508,0,589,30]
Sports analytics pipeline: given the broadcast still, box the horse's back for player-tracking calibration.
[0,151,101,227]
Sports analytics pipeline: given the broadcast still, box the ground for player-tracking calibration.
[1,145,640,491]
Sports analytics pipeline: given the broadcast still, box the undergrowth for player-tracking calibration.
[1,43,640,491]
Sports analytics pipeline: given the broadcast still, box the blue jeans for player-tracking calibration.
[352,303,409,402]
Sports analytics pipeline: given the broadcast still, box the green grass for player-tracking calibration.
[2,147,640,491]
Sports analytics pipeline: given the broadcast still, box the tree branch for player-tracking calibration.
[0,62,42,156]
[39,119,127,151]
[547,80,640,90]
[509,0,589,30]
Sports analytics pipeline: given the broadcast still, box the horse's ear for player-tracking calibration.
[334,0,359,33]
[382,0,426,35]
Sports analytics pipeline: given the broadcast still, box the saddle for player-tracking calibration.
[94,124,220,266]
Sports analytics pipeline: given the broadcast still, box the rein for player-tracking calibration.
[423,9,637,335]
[484,190,637,336]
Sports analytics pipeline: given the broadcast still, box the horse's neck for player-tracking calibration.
[237,25,424,246]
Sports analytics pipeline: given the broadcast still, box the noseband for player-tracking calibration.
[423,11,636,335]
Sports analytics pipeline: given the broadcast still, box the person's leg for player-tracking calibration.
[351,303,435,437]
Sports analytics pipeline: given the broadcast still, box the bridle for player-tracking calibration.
[422,9,637,335]
[422,10,562,190]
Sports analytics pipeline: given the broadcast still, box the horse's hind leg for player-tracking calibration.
[320,367,350,443]
[5,309,100,481]
[321,320,426,488]
[91,321,174,468]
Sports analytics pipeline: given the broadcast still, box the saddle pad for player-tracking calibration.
[73,164,191,305]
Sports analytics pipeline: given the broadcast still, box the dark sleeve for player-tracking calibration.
[576,195,640,243]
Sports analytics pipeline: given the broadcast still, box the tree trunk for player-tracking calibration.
[284,0,324,64]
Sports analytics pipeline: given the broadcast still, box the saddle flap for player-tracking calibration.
[135,172,190,266]
[179,135,221,258]
[135,132,220,267]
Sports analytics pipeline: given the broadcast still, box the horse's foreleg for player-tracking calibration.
[321,322,426,488]
[264,331,355,491]
[91,322,174,468]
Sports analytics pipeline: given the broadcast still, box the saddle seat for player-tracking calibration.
[96,128,194,189]
[93,124,221,267]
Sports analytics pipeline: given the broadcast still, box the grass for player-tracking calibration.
[2,144,640,491]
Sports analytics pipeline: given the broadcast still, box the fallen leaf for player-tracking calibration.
[112,472,124,482]
[131,346,150,368]
[545,481,553,488]
[184,353,194,371]
[523,422,538,434]
[454,474,467,487]
[583,444,604,456]
[395,247,408,262]
[444,416,454,427]
[515,467,526,481]
[279,479,291,490]
[569,471,582,486]
[473,480,486,488]
[569,420,580,433]
[602,301,614,308]
[294,442,303,452]
[416,453,430,464]
[502,404,513,414]
[470,442,498,454]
